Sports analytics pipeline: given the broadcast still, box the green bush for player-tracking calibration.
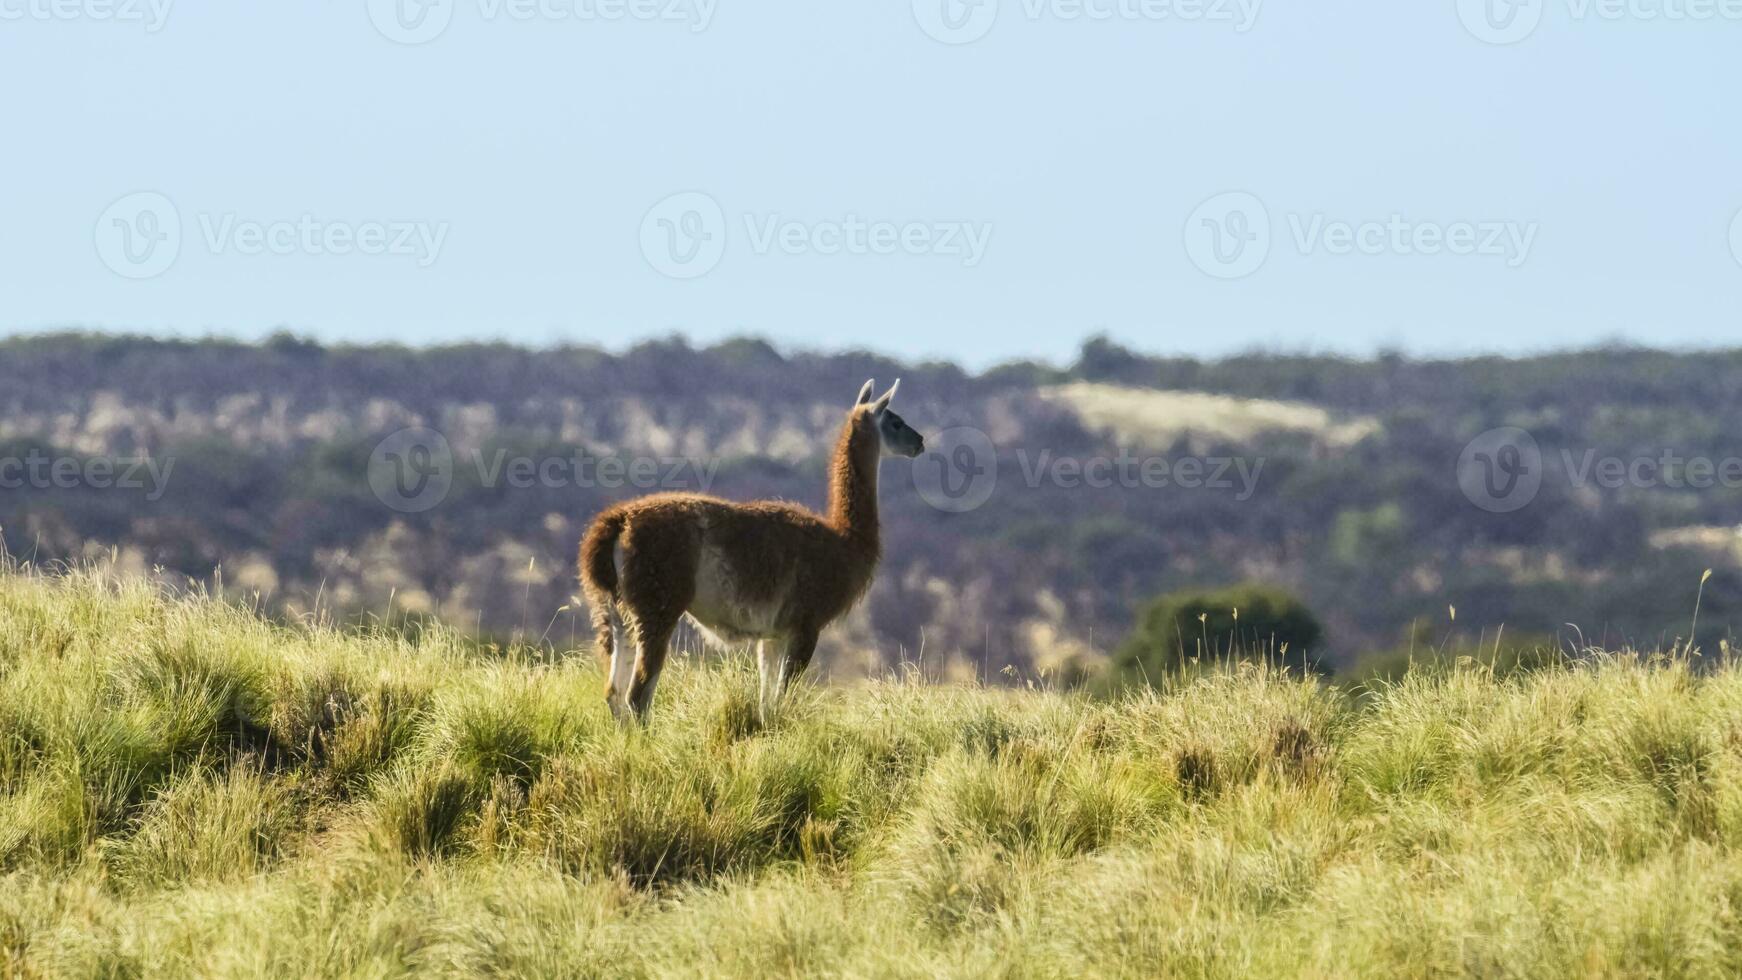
[1114,584,1325,682]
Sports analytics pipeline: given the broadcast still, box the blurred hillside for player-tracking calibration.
[2,331,1740,677]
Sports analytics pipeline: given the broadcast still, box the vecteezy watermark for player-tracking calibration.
[912,426,1264,512]
[0,450,175,501]
[1559,449,1742,492]
[1457,427,1544,513]
[1183,192,1270,280]
[366,0,715,44]
[0,0,173,30]
[1459,427,1742,513]
[369,428,455,513]
[912,426,1000,512]
[1455,0,1545,43]
[1015,449,1264,499]
[95,192,450,279]
[95,192,182,280]
[195,214,449,268]
[639,191,727,279]
[912,0,1261,44]
[1184,191,1539,279]
[639,191,993,279]
[367,0,453,42]
[1457,0,1742,44]
[367,427,723,512]
[912,0,998,42]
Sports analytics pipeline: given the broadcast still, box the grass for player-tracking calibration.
[5,571,1742,976]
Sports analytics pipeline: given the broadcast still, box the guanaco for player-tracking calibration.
[579,380,925,724]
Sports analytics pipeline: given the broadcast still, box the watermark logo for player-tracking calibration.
[1184,191,1270,279]
[367,0,454,42]
[1459,0,1742,45]
[911,429,1266,513]
[95,193,450,278]
[368,0,715,43]
[369,427,455,513]
[742,214,992,264]
[1457,0,1545,43]
[0,451,174,501]
[914,0,1261,42]
[1184,191,1539,279]
[1457,426,1543,512]
[641,191,727,279]
[1017,449,1264,498]
[196,214,449,267]
[1561,448,1742,492]
[913,0,998,43]
[640,191,994,279]
[1288,212,1538,268]
[367,428,724,512]
[913,426,999,512]
[95,192,182,280]
[0,0,173,30]
[1462,427,1742,513]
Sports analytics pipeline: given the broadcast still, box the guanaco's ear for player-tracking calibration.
[855,379,877,406]
[872,378,900,413]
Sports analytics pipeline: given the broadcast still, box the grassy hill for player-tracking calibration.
[6,568,1742,977]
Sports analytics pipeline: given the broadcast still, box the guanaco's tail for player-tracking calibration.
[579,508,627,664]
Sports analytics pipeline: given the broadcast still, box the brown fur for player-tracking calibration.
[579,391,915,723]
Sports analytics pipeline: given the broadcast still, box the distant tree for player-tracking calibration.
[710,336,785,368]
[1073,334,1147,384]
[265,330,323,359]
[1114,584,1326,681]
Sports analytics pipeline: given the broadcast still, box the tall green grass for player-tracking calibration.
[4,568,1742,977]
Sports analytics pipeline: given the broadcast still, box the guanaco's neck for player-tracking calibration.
[827,413,882,557]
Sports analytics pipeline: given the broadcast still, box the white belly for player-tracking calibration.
[685,545,786,645]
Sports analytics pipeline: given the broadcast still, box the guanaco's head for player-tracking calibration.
[853,379,925,458]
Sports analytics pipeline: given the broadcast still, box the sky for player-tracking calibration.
[2,0,1739,369]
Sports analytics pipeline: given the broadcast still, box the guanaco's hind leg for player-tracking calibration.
[616,520,698,726]
[781,630,819,691]
[604,617,635,723]
[757,639,779,726]
[627,615,678,724]
[763,630,819,725]
[586,577,633,721]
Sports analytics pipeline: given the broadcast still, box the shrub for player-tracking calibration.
[367,763,480,859]
[1113,584,1325,683]
[106,766,298,886]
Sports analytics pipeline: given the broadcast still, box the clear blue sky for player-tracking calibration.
[3,0,1738,368]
